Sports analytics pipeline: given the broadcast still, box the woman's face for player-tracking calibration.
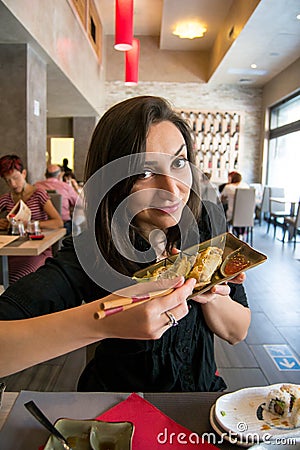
[129,121,192,238]
[3,169,26,194]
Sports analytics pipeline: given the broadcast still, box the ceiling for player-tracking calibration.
[98,0,300,85]
[0,0,299,117]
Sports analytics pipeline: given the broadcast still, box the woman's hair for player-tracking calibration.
[0,154,24,178]
[84,96,201,276]
[231,172,242,183]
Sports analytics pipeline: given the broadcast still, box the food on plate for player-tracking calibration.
[135,246,223,287]
[186,247,223,287]
[264,384,300,426]
[291,398,300,427]
[220,251,250,276]
[148,254,196,281]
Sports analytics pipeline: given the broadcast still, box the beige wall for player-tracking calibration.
[2,0,105,114]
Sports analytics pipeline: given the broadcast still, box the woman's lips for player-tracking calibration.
[154,202,181,214]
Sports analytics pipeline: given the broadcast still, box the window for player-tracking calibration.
[267,92,300,198]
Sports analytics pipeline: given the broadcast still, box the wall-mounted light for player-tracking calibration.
[114,0,133,51]
[125,38,140,85]
[173,21,207,39]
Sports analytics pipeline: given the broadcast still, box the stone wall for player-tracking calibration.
[104,81,263,184]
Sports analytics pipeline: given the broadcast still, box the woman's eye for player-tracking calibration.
[138,169,153,180]
[172,157,188,169]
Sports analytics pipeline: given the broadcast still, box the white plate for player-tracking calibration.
[210,404,253,447]
[215,384,300,442]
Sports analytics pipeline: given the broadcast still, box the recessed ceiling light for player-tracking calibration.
[296,14,300,20]
[173,22,207,39]
[251,64,257,69]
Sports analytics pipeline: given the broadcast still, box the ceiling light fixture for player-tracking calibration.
[251,63,257,69]
[173,21,207,39]
[125,38,140,85]
[114,0,133,51]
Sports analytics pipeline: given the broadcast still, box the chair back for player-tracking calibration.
[260,186,270,213]
[48,192,62,215]
[269,187,287,213]
[295,202,300,229]
[231,188,256,227]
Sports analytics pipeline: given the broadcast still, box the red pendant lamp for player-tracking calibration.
[125,38,140,85]
[114,0,133,51]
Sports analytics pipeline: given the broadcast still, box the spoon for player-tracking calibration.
[24,400,73,450]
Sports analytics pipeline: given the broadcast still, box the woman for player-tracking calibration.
[0,97,250,391]
[0,155,63,283]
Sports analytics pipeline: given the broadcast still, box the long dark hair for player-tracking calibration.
[84,96,201,276]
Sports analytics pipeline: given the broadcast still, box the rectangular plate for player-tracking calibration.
[133,232,267,295]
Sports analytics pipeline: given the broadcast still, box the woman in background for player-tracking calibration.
[0,154,63,283]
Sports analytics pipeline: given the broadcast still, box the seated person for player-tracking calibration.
[0,155,63,284]
[35,164,79,235]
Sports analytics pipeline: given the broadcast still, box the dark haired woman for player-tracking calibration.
[0,154,63,283]
[0,97,250,391]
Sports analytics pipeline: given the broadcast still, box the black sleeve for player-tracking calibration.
[228,282,249,308]
[0,236,107,320]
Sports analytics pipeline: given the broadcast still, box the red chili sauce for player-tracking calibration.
[223,253,250,275]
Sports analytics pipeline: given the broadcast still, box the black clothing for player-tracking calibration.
[0,203,248,392]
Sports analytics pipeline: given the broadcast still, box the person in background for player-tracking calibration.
[218,171,236,194]
[62,171,81,194]
[221,171,249,236]
[62,158,72,176]
[0,155,63,284]
[0,97,250,391]
[35,164,78,235]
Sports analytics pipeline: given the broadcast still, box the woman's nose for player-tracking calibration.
[157,174,180,196]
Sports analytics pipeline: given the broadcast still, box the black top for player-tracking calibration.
[0,202,248,392]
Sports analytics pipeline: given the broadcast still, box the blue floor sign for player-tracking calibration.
[264,344,300,371]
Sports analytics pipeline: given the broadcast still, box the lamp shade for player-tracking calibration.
[114,0,133,51]
[125,38,140,85]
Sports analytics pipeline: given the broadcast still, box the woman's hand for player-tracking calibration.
[95,277,196,340]
[189,271,246,305]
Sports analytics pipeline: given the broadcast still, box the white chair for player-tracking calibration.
[230,188,256,246]
[267,187,290,237]
[255,185,270,225]
[282,201,300,248]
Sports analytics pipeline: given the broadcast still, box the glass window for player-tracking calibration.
[270,94,300,129]
[267,92,300,198]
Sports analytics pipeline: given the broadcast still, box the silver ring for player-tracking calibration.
[165,311,179,327]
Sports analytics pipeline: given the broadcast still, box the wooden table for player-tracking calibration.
[0,391,242,449]
[0,228,66,289]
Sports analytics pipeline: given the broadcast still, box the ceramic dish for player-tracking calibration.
[214,384,300,442]
[133,232,267,295]
[44,418,134,450]
[209,404,253,447]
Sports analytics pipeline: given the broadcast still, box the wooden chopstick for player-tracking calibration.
[94,299,150,319]
[94,287,174,320]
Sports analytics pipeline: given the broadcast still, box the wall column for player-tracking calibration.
[0,43,46,193]
[73,117,97,182]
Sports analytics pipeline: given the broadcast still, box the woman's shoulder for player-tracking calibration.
[0,192,12,208]
[30,187,50,202]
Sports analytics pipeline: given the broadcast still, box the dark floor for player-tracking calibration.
[1,221,300,392]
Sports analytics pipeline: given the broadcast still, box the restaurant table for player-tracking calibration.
[0,390,243,449]
[0,228,66,289]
